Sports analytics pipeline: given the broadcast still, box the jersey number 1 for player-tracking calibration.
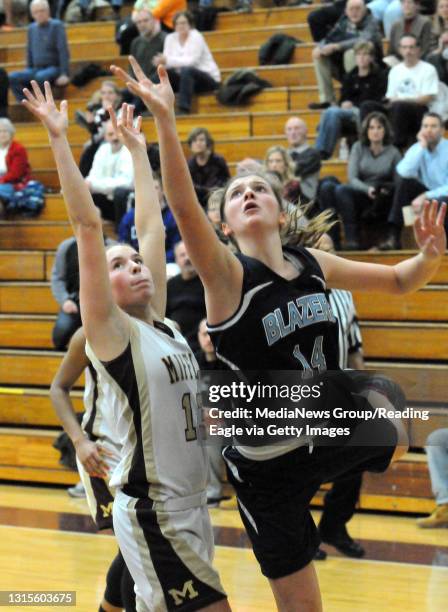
[182,393,198,442]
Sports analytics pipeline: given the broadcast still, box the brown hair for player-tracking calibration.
[360,112,393,146]
[212,171,336,250]
[263,146,296,182]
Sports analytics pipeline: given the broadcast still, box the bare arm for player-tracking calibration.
[110,59,243,323]
[22,81,129,361]
[49,328,109,478]
[309,201,447,294]
[109,104,167,319]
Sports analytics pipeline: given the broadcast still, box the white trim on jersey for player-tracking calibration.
[328,289,363,370]
[207,281,273,332]
[237,499,259,535]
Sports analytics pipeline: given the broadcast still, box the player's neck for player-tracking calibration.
[239,232,286,275]
[126,303,154,324]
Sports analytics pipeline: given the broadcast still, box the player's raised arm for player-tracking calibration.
[110,59,243,319]
[310,200,447,294]
[109,103,167,318]
[22,81,129,359]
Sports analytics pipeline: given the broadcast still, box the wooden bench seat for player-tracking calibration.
[0,388,83,427]
[0,428,79,485]
[0,314,55,349]
[0,349,81,386]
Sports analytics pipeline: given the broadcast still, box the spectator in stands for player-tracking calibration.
[309,0,382,109]
[307,0,347,43]
[319,112,401,249]
[284,116,321,202]
[76,0,122,21]
[187,127,230,208]
[9,0,70,103]
[380,112,448,249]
[152,10,221,114]
[427,31,448,84]
[417,428,448,528]
[76,81,122,177]
[429,0,448,53]
[118,174,180,262]
[367,0,404,38]
[236,157,263,175]
[0,118,31,219]
[129,8,166,98]
[85,120,134,230]
[385,34,439,149]
[51,231,115,350]
[263,145,302,205]
[166,240,206,353]
[316,41,388,160]
[383,0,432,67]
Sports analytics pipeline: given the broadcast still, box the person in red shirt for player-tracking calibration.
[0,118,31,218]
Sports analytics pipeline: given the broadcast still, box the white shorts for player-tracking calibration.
[77,441,120,530]
[113,489,226,612]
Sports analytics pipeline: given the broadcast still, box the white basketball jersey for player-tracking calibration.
[81,365,122,471]
[85,317,208,501]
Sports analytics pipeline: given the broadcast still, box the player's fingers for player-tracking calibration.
[129,55,148,83]
[44,81,55,105]
[22,87,38,106]
[30,80,46,103]
[436,202,447,227]
[429,199,438,227]
[136,115,142,132]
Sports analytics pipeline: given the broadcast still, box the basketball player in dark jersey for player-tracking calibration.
[112,59,446,611]
[23,84,229,612]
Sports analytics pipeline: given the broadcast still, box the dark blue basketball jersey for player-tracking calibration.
[207,246,340,373]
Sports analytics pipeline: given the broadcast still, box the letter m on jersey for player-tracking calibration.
[168,580,199,605]
[100,502,114,518]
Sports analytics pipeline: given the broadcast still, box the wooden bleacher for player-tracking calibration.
[0,5,446,510]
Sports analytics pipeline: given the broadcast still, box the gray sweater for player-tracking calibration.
[348,142,402,193]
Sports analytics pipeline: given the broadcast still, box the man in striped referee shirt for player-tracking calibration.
[315,236,366,560]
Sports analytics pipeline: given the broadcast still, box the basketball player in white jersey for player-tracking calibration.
[51,325,136,612]
[110,58,446,611]
[24,83,229,612]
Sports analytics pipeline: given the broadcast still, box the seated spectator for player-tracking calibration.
[309,0,382,109]
[284,116,321,202]
[385,34,439,148]
[76,81,122,177]
[51,231,115,350]
[9,1,70,103]
[319,112,401,249]
[428,31,448,83]
[166,241,206,352]
[367,0,404,38]
[0,118,31,219]
[187,127,230,208]
[118,173,180,262]
[85,120,134,229]
[263,145,302,204]
[153,10,220,114]
[429,0,448,54]
[417,428,448,528]
[380,112,448,248]
[76,0,122,21]
[307,0,347,43]
[384,0,432,67]
[316,41,388,160]
[129,8,166,107]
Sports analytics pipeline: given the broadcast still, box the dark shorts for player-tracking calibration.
[223,417,397,579]
[89,475,115,530]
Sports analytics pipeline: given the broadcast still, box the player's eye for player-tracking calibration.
[230,188,242,199]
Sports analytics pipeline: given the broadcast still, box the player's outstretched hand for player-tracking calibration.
[109,103,146,153]
[21,81,68,138]
[414,200,447,259]
[110,57,175,120]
